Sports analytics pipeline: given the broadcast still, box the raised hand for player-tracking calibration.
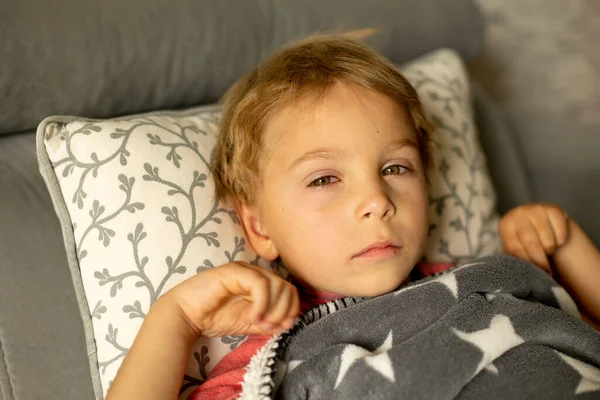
[164,261,300,338]
[499,203,569,275]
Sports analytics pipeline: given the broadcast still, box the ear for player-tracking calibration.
[237,202,279,261]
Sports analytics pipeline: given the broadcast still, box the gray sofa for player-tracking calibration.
[1,1,599,399]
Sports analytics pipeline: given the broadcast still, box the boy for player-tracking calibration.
[106,34,600,400]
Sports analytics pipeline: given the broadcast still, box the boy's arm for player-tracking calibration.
[499,203,600,330]
[552,218,600,326]
[106,293,198,400]
[105,262,300,399]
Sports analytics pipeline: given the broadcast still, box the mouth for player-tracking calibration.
[353,240,401,260]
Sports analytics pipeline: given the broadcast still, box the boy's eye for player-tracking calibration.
[382,165,409,176]
[309,176,338,187]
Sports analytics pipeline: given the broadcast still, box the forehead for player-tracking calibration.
[262,83,417,159]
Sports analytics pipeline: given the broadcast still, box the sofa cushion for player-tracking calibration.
[0,133,95,400]
[0,0,484,135]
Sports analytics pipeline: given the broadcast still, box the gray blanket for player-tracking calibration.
[239,255,600,399]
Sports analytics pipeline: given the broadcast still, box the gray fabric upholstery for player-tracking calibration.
[0,0,484,135]
[472,84,600,246]
[0,133,95,400]
[501,109,600,247]
[471,82,535,214]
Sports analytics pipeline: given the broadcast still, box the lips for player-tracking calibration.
[353,240,401,259]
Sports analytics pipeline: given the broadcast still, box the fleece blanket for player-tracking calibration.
[239,255,600,399]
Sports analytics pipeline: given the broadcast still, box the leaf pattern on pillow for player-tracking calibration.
[44,108,257,398]
[403,49,501,264]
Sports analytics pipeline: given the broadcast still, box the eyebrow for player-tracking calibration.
[387,138,419,153]
[288,148,338,171]
[288,138,419,171]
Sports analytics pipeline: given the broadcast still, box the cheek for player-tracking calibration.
[395,183,429,227]
[280,193,348,245]
[289,199,345,234]
[412,191,430,241]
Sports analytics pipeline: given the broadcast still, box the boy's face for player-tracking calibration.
[240,83,429,297]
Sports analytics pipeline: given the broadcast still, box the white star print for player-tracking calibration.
[334,330,395,389]
[453,314,524,377]
[394,261,486,298]
[287,360,303,374]
[484,289,515,302]
[556,351,600,394]
[434,273,458,298]
[551,287,581,319]
[393,271,458,298]
[485,289,502,302]
[485,363,499,375]
[273,359,304,391]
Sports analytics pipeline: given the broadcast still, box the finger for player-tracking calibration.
[263,283,295,326]
[263,289,301,333]
[226,266,271,322]
[526,243,552,275]
[245,322,283,336]
[239,263,295,318]
[249,286,299,335]
[282,288,300,329]
[286,286,301,321]
[527,207,557,255]
[546,206,569,248]
[278,285,301,330]
[500,222,529,261]
[228,262,285,321]
[503,239,529,261]
[517,226,552,273]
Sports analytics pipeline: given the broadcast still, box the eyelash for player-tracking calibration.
[308,164,411,187]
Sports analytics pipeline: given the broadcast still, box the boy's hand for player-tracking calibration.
[499,203,569,274]
[164,262,300,338]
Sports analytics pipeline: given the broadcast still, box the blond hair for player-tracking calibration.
[213,33,433,206]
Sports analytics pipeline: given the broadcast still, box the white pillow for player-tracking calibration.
[37,48,500,399]
[401,50,501,263]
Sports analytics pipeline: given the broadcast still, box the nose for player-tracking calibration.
[355,182,396,221]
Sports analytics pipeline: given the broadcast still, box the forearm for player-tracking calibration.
[106,294,198,400]
[552,219,600,324]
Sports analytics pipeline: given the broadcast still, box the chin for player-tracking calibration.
[341,274,408,297]
[350,260,415,297]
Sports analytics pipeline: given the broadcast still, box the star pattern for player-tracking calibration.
[394,260,486,298]
[556,351,600,394]
[334,330,395,389]
[484,289,515,303]
[434,272,458,298]
[274,359,305,391]
[393,270,458,298]
[453,314,524,377]
[287,360,303,374]
[551,287,581,318]
[267,259,600,399]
